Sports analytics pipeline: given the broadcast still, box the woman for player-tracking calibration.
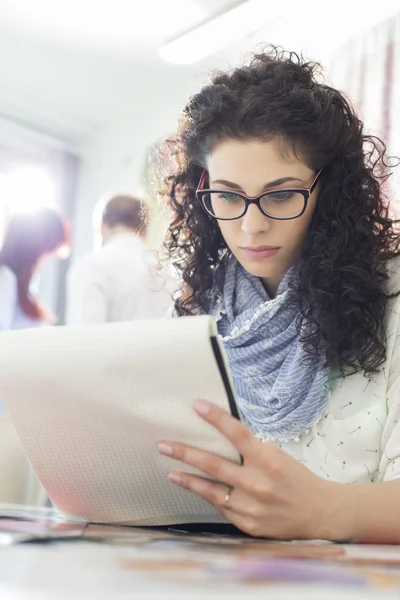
[0,206,68,505]
[156,47,400,542]
[0,207,68,331]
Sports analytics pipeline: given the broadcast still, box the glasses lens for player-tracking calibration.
[202,191,246,219]
[260,191,305,218]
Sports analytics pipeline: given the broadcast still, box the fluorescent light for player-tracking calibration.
[159,0,269,65]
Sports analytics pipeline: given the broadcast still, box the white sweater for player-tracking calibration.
[277,256,400,484]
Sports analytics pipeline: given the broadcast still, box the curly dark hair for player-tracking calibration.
[161,46,400,376]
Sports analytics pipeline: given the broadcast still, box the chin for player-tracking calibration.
[238,258,281,279]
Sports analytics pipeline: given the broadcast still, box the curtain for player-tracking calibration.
[327,13,400,204]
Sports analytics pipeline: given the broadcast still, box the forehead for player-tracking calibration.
[206,138,311,178]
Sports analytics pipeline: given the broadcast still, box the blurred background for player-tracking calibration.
[0,0,399,323]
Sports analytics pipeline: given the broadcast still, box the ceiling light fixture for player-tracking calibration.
[159,0,268,65]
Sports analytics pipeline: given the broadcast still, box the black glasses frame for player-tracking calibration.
[196,169,323,221]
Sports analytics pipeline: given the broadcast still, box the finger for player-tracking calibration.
[157,441,244,489]
[167,471,250,516]
[217,508,264,538]
[192,399,257,458]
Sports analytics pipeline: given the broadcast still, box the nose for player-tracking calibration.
[240,203,272,235]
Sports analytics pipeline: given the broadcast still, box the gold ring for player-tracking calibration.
[223,487,233,510]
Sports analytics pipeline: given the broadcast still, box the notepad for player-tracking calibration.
[0,316,241,526]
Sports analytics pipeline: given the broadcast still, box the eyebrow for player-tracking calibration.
[211,177,304,190]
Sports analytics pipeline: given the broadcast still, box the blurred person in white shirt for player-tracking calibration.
[66,193,176,325]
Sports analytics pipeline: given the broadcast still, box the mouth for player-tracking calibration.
[240,245,281,259]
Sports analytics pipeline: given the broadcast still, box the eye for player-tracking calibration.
[267,191,295,202]
[217,192,241,203]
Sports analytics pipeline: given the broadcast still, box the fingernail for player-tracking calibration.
[168,472,181,484]
[193,399,211,415]
[157,442,173,456]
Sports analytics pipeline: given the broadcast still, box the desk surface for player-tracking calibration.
[1,523,400,599]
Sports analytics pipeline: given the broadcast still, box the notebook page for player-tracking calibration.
[0,316,241,525]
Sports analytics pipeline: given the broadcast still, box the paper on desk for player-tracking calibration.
[0,316,240,526]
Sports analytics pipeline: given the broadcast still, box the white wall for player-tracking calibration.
[73,109,178,258]
[72,68,208,259]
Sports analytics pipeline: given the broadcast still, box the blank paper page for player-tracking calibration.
[0,316,241,525]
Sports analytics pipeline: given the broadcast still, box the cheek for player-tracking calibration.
[277,218,310,250]
[217,221,239,246]
[284,199,318,247]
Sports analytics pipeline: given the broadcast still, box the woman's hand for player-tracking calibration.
[157,400,353,540]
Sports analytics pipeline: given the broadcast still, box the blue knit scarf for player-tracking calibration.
[209,255,329,442]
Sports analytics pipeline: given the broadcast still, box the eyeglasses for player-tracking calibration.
[196,169,322,221]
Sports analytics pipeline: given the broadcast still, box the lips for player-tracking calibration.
[240,246,280,259]
[241,246,280,252]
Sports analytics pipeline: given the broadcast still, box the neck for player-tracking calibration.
[261,254,302,297]
[260,274,285,298]
[102,226,140,245]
